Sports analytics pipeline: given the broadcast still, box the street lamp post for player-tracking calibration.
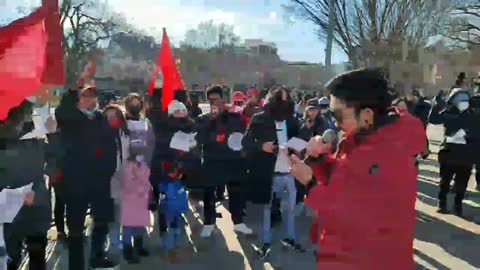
[325,0,335,68]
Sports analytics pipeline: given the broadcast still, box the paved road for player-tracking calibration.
[23,124,480,270]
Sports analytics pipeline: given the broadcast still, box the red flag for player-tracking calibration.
[147,28,184,111]
[0,7,48,120]
[41,0,64,84]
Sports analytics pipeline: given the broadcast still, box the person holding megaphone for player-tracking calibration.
[289,68,425,270]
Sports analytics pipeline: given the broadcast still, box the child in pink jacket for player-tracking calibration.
[120,143,151,264]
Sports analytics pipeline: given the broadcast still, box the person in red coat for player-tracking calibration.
[289,68,426,270]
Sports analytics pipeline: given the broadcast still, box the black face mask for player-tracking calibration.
[169,116,191,131]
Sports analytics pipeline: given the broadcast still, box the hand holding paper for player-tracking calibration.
[170,131,197,152]
[0,183,34,223]
[446,129,467,144]
[286,137,308,152]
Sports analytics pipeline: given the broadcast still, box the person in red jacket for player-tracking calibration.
[289,68,425,270]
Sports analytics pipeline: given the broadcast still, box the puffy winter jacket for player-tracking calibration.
[305,109,425,270]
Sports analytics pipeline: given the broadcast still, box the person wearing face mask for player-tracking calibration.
[289,68,425,270]
[57,85,118,270]
[102,105,130,251]
[196,85,254,238]
[243,88,306,259]
[156,100,196,262]
[429,88,478,217]
[0,99,51,270]
[123,93,155,251]
[124,93,155,167]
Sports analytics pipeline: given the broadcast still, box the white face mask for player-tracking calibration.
[457,101,469,112]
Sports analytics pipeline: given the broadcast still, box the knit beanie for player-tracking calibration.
[168,100,187,116]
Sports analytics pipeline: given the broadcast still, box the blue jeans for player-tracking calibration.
[162,215,182,251]
[262,173,297,244]
[109,204,121,246]
[122,227,145,245]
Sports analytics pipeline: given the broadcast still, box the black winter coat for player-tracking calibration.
[429,101,480,165]
[58,108,117,204]
[242,112,300,204]
[159,116,203,188]
[0,137,51,235]
[196,111,247,187]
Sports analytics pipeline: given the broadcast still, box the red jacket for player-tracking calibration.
[305,109,425,270]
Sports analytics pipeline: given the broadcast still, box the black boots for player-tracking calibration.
[454,204,463,217]
[437,199,464,217]
[123,237,149,264]
[134,237,150,257]
[436,200,448,214]
[123,244,140,264]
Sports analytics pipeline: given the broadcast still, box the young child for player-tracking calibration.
[158,169,188,262]
[120,143,151,264]
[159,101,191,262]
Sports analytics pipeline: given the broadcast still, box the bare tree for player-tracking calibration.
[284,0,456,67]
[447,1,480,46]
[60,0,128,85]
[182,20,241,49]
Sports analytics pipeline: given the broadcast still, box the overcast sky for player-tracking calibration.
[0,0,348,63]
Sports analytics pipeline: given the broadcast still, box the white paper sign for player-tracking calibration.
[0,183,33,224]
[170,131,197,152]
[286,137,308,152]
[228,132,244,151]
[446,129,467,144]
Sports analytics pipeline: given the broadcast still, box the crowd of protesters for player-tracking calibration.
[2,68,480,270]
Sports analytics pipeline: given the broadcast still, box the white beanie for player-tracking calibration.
[168,100,187,116]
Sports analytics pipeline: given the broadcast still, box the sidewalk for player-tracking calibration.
[20,124,480,270]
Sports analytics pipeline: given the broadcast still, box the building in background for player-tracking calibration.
[94,35,346,95]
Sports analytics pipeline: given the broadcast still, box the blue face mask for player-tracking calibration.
[80,108,96,116]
